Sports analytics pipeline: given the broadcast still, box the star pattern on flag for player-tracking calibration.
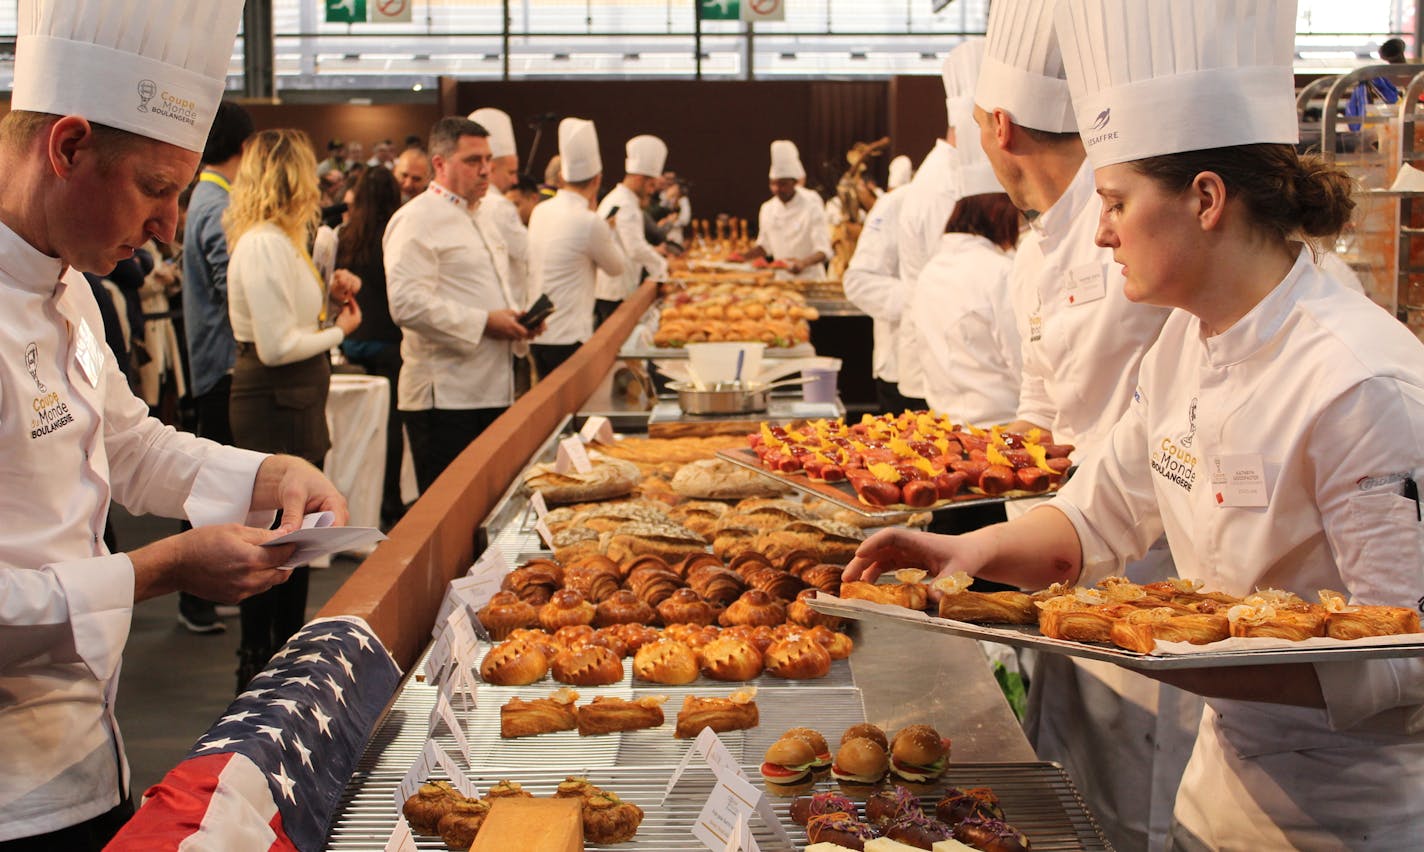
[272,761,298,804]
[270,698,301,715]
[312,704,334,737]
[220,709,257,725]
[324,673,347,706]
[293,735,313,770]
[283,675,316,689]
[256,725,284,744]
[333,651,355,679]
[195,736,240,751]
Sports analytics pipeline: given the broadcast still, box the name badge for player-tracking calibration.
[1209,453,1269,508]
[1065,263,1106,307]
[1028,313,1043,343]
[75,319,104,388]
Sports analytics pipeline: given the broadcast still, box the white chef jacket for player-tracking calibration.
[755,189,832,282]
[530,189,627,345]
[894,140,961,400]
[227,223,345,365]
[1053,249,1424,849]
[479,186,531,309]
[0,219,266,839]
[844,187,909,384]
[596,183,666,302]
[912,233,1020,424]
[384,183,518,411]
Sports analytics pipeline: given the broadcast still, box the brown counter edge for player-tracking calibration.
[316,281,658,670]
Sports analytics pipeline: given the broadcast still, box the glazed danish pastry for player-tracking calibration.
[719,589,788,627]
[656,587,723,626]
[499,688,579,738]
[479,639,549,686]
[476,591,538,640]
[538,589,597,631]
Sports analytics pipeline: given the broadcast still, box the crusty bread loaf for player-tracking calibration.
[671,458,792,499]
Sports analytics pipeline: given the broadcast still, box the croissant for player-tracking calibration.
[564,565,620,603]
[674,690,760,738]
[687,565,747,606]
[633,639,700,685]
[728,550,776,579]
[840,580,929,611]
[576,695,667,735]
[698,635,764,681]
[720,589,788,627]
[500,689,579,738]
[566,553,622,577]
[937,591,1037,624]
[620,553,674,581]
[764,636,832,679]
[788,588,844,630]
[479,639,549,686]
[626,565,685,608]
[779,549,823,579]
[539,589,597,631]
[476,591,538,640]
[436,799,491,850]
[1108,609,1230,654]
[798,564,844,596]
[657,588,723,626]
[743,566,805,602]
[594,590,658,627]
[402,780,465,835]
[502,561,563,606]
[676,551,726,581]
[551,645,625,686]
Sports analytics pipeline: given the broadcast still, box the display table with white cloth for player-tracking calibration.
[323,373,389,535]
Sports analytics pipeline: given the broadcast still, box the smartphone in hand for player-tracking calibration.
[519,293,555,330]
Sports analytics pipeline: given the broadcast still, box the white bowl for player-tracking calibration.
[685,342,766,385]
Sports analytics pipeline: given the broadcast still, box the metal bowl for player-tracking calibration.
[666,381,771,415]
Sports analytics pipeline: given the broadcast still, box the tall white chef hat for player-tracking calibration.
[954,111,1009,198]
[888,155,913,190]
[975,0,1076,133]
[769,140,806,181]
[469,108,517,160]
[1057,0,1298,169]
[625,134,668,178]
[942,38,986,129]
[559,117,602,183]
[12,0,244,153]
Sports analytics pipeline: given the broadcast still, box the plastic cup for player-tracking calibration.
[801,368,839,403]
[685,342,765,385]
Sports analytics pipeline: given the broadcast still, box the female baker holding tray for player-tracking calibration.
[845,1,1424,848]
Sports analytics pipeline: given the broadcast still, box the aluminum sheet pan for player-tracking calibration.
[810,594,1424,671]
[716,447,1061,519]
[326,763,1109,850]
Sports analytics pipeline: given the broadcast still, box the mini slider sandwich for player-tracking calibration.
[760,735,819,795]
[888,724,951,786]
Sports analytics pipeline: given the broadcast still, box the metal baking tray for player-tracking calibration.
[620,341,817,360]
[326,762,1110,850]
[716,447,1061,520]
[809,594,1424,671]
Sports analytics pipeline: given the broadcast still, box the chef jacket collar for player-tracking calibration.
[429,181,478,216]
[0,214,67,295]
[1199,245,1311,369]
[1028,158,1094,253]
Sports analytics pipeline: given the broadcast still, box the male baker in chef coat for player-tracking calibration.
[0,1,351,847]
[738,140,832,281]
[596,134,671,323]
[971,2,1182,849]
[470,107,531,310]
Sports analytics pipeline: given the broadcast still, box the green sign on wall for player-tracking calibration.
[326,0,367,24]
[699,0,740,21]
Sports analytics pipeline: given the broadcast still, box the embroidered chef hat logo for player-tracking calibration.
[1090,108,1110,131]
[25,342,46,393]
[1180,398,1198,448]
[137,79,157,112]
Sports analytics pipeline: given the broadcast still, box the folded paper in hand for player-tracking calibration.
[261,511,386,569]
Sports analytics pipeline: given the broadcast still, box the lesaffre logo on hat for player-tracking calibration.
[1090,107,1110,131]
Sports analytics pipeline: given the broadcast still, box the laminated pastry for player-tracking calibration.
[720,589,789,627]
[712,524,761,561]
[479,639,550,686]
[1108,608,1230,654]
[932,573,1036,625]
[1036,591,1138,643]
[687,564,748,606]
[1319,590,1423,639]
[601,521,709,563]
[621,553,677,581]
[632,639,700,685]
[501,560,563,606]
[656,587,723,626]
[675,551,727,580]
[551,644,625,686]
[798,563,846,596]
[523,453,641,504]
[436,798,491,849]
[1227,603,1328,640]
[741,565,806,602]
[698,635,765,681]
[673,689,760,738]
[763,636,832,679]
[562,563,621,604]
[576,695,668,735]
[626,565,686,609]
[539,589,597,631]
[476,591,539,640]
[841,578,930,611]
[402,780,466,835]
[594,589,659,627]
[671,457,793,499]
[790,588,845,630]
[499,688,579,738]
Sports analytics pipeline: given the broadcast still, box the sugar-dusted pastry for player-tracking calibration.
[551,644,624,686]
[763,636,832,679]
[479,639,549,686]
[436,798,491,849]
[698,635,764,681]
[576,694,668,735]
[633,638,700,685]
[539,589,597,631]
[1319,590,1423,640]
[673,688,760,738]
[499,688,579,738]
[932,572,1036,624]
[657,587,723,626]
[476,591,538,641]
[402,780,464,835]
[594,589,658,627]
[720,589,788,628]
[1227,603,1327,640]
[1108,607,1230,653]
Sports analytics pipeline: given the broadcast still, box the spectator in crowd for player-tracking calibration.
[402,133,425,152]
[317,137,348,176]
[345,140,366,169]
[385,117,534,491]
[658,177,692,247]
[394,147,432,203]
[369,138,396,169]
[542,155,563,198]
[225,128,363,690]
[179,99,255,634]
[337,167,408,528]
[506,173,543,226]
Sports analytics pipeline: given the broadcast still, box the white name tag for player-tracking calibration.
[580,415,615,444]
[556,435,594,473]
[75,319,104,388]
[1209,453,1269,508]
[1065,263,1106,307]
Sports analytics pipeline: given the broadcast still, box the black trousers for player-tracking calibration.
[403,406,505,493]
[0,797,134,852]
[530,343,582,380]
[593,298,621,328]
[342,342,406,523]
[874,378,921,414]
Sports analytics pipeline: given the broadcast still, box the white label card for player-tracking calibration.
[535,518,554,548]
[695,798,757,852]
[529,491,549,520]
[662,727,747,804]
[429,690,471,763]
[432,741,478,799]
[556,435,594,474]
[580,415,615,444]
[393,739,441,809]
[424,627,453,681]
[383,816,417,852]
[1209,453,1269,508]
[1065,263,1107,307]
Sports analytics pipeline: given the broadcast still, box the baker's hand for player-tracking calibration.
[785,258,805,275]
[329,268,362,302]
[252,455,349,533]
[485,309,531,341]
[130,524,296,604]
[335,296,362,336]
[841,527,990,586]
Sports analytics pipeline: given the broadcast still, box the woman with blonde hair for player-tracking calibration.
[225,128,361,689]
